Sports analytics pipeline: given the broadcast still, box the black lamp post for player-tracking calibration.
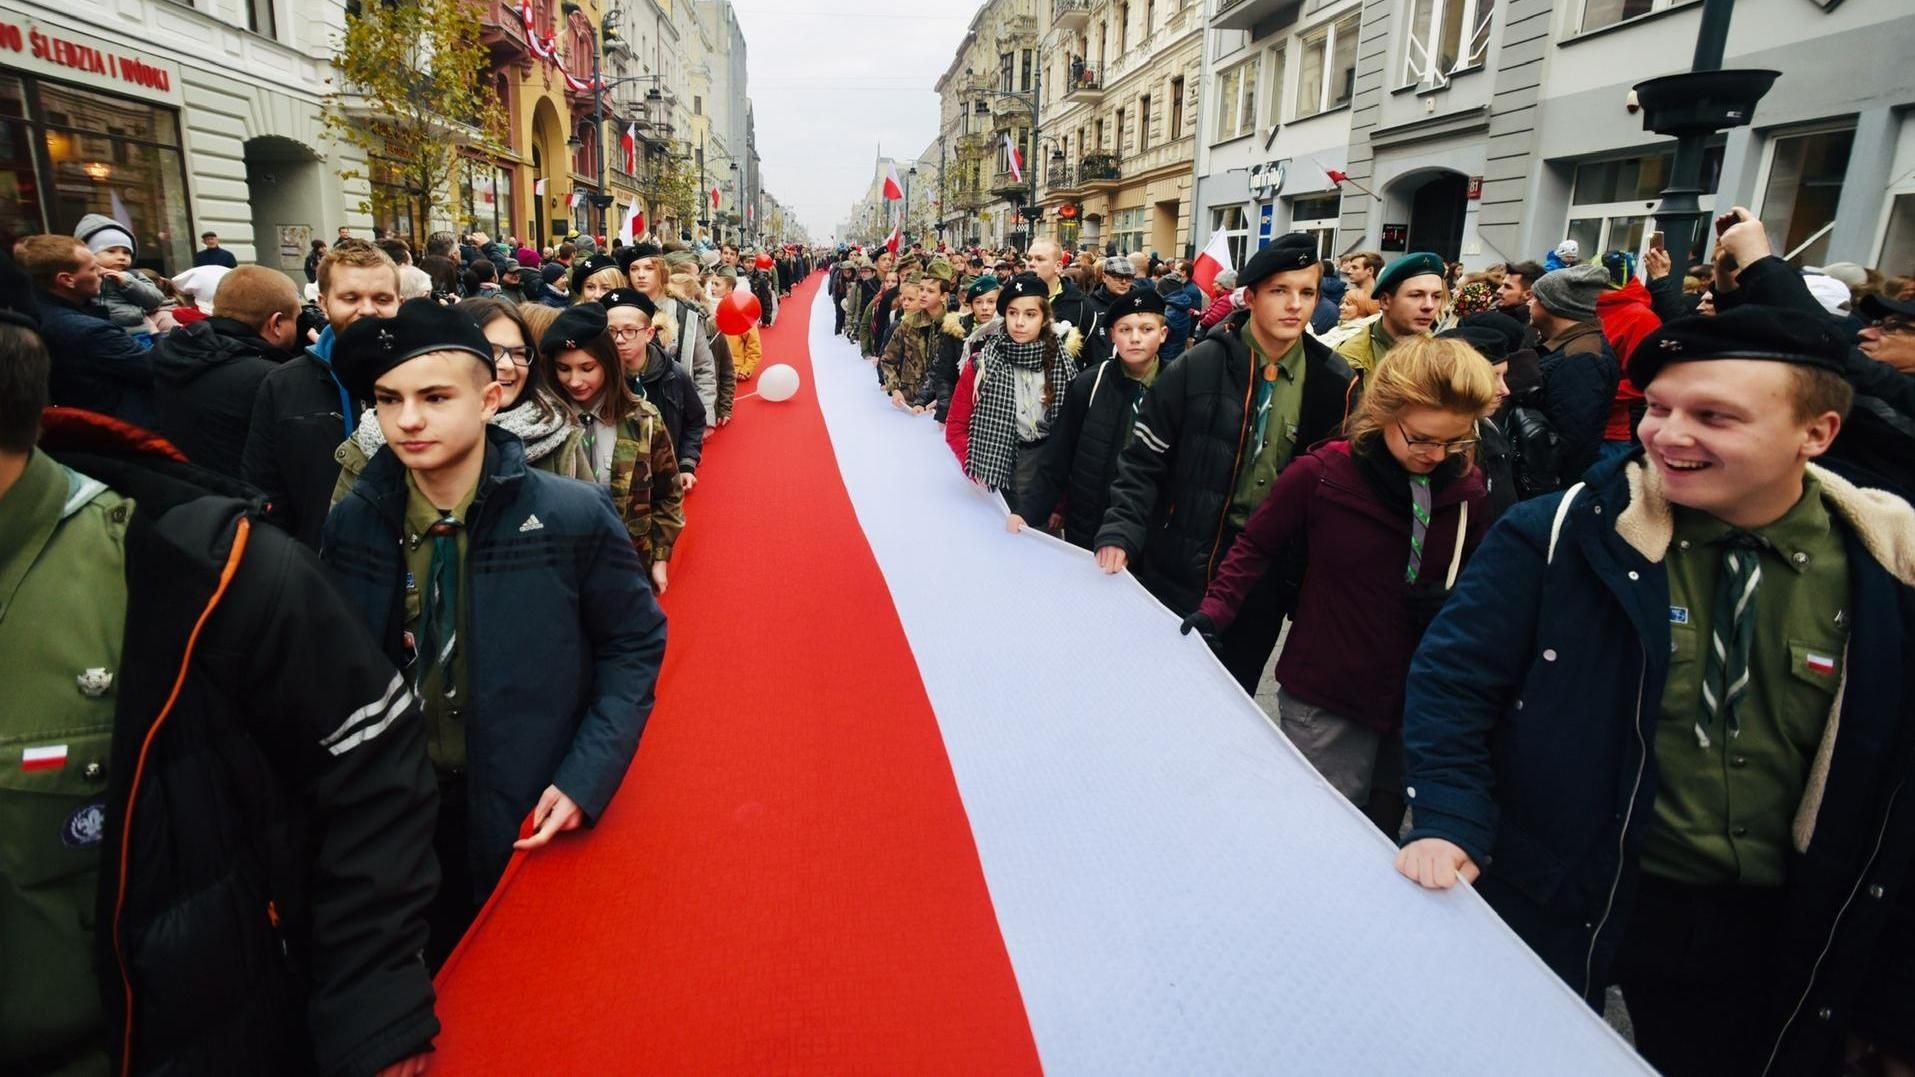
[1634,0,1777,266]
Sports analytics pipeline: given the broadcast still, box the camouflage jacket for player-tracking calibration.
[605,397,685,565]
[880,309,942,404]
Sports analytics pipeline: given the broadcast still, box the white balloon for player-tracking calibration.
[756,363,801,402]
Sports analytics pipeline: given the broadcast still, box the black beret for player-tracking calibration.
[569,253,620,294]
[1237,233,1320,291]
[539,304,610,357]
[613,245,641,271]
[1000,272,1048,304]
[1108,288,1168,322]
[334,298,493,401]
[1438,311,1527,363]
[629,241,663,259]
[599,288,657,318]
[1628,306,1850,390]
[1373,252,1448,297]
[1858,292,1915,322]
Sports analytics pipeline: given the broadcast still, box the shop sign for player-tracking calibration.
[1057,203,1080,220]
[0,10,182,106]
[1249,160,1286,201]
[1381,222,1409,250]
[1466,175,1483,200]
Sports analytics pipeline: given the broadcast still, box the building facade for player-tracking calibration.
[932,0,1039,251]
[0,0,369,279]
[1193,0,1915,273]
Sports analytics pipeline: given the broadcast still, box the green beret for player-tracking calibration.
[1373,252,1448,297]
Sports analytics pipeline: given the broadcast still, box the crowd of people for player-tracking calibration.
[825,217,1915,1077]
[0,220,811,1074]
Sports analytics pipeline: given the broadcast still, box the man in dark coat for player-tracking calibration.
[1528,262,1620,484]
[4,320,438,1076]
[1027,238,1091,329]
[1077,256,1137,370]
[242,240,399,548]
[1096,233,1360,691]
[151,265,298,479]
[1398,297,1915,1077]
[18,235,154,426]
[192,231,239,268]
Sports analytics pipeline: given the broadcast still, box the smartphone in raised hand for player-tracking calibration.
[1648,231,1665,252]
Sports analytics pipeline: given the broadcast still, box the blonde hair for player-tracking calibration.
[517,301,559,344]
[1340,291,1381,319]
[1346,336,1499,451]
[575,265,627,302]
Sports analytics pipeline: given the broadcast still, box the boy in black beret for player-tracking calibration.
[1013,288,1170,548]
[1398,298,1915,1076]
[601,287,704,484]
[1095,232,1361,691]
[322,298,667,967]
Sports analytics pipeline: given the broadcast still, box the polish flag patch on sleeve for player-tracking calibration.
[1806,653,1837,676]
[22,744,69,772]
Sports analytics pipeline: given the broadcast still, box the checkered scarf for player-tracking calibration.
[966,327,1072,491]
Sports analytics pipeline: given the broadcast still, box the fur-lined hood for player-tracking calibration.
[940,311,970,339]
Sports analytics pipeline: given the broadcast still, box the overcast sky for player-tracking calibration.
[729,0,974,240]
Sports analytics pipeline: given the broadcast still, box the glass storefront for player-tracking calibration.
[0,73,192,273]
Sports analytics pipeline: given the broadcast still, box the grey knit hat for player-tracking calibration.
[1531,263,1609,322]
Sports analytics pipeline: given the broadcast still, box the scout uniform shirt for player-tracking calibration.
[1228,324,1306,529]
[403,472,476,776]
[1640,475,1851,888]
[0,451,128,1074]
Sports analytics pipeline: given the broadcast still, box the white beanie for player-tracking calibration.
[170,265,229,314]
[1553,239,1580,263]
[1800,271,1852,315]
[76,213,137,259]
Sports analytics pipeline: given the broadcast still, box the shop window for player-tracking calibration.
[0,76,41,256]
[1567,145,1723,264]
[33,81,191,272]
[1213,56,1259,143]
[1296,12,1360,119]
[1759,124,1854,265]
[1112,206,1147,255]
[1290,192,1342,261]
[1402,0,1495,89]
[1211,204,1249,268]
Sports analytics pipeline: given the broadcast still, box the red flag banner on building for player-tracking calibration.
[882,160,904,201]
[711,186,722,210]
[623,123,639,174]
[1002,133,1024,183]
[533,177,547,196]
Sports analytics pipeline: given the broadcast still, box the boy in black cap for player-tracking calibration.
[1012,287,1169,548]
[322,299,667,966]
[1095,232,1360,692]
[1397,305,1915,1077]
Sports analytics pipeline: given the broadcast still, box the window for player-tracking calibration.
[247,0,276,37]
[1213,56,1259,142]
[1290,193,1341,259]
[1296,13,1359,119]
[24,79,193,271]
[1211,204,1250,267]
[1577,0,1664,34]
[1114,107,1126,157]
[1266,44,1287,126]
[459,159,512,240]
[1568,146,1723,264]
[1117,4,1129,53]
[1402,0,1494,89]
[1879,195,1915,280]
[1000,52,1016,94]
[1169,76,1185,139]
[1021,49,1034,93]
[1112,206,1147,254]
[1139,95,1152,152]
[1759,125,1854,265]
[694,95,703,115]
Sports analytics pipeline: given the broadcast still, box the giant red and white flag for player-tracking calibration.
[1192,228,1235,298]
[427,278,1654,1076]
[622,123,639,174]
[882,160,904,202]
[1002,133,1024,183]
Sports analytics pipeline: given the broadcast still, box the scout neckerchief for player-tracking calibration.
[1404,474,1433,584]
[415,511,462,706]
[1697,531,1765,748]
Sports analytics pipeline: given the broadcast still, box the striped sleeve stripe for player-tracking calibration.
[326,685,415,758]
[1132,422,1168,454]
[320,672,406,748]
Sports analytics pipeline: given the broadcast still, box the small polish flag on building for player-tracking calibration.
[1002,133,1023,183]
[882,160,904,202]
[623,123,639,174]
[711,186,722,210]
[568,190,584,209]
[22,744,68,772]
[534,177,547,196]
[1191,228,1235,298]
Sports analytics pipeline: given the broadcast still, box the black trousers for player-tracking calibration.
[1611,872,1787,1077]
[425,774,480,972]
[1216,554,1290,695]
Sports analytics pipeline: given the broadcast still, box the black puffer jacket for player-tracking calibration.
[630,339,706,473]
[929,312,976,422]
[1077,286,1123,369]
[242,335,361,549]
[152,317,291,480]
[42,410,439,1077]
[1017,359,1149,548]
[1048,275,1093,331]
[1095,310,1360,613]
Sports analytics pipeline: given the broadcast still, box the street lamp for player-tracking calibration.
[962,62,1044,251]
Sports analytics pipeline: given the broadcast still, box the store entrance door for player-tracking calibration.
[1406,172,1468,263]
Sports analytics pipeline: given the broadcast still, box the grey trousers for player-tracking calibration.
[1276,688,1384,807]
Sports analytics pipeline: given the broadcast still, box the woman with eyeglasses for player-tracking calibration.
[1182,336,1497,832]
[327,298,592,506]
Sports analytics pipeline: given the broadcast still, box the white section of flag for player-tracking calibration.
[1002,133,1023,183]
[1192,228,1235,297]
[804,287,1649,1073]
[534,178,548,196]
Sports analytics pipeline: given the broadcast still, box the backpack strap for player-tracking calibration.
[1547,482,1586,565]
[1444,500,1469,590]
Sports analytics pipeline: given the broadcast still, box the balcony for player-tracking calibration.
[1045,163,1083,197]
[1052,0,1091,31]
[990,169,1033,200]
[1079,153,1121,189]
[480,0,535,58]
[954,130,993,157]
[1000,13,1038,42]
[1213,0,1298,32]
[1063,59,1103,104]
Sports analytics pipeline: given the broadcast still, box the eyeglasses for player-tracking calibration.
[1869,316,1914,336]
[1397,421,1480,455]
[491,345,531,366]
[609,327,652,341]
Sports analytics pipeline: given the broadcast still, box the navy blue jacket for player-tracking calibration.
[1403,454,1915,1071]
[37,290,155,427]
[322,428,669,897]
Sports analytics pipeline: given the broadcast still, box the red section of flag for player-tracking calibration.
[1806,654,1836,675]
[1326,169,1351,185]
[622,123,639,174]
[711,186,722,210]
[431,277,1039,1073]
[22,744,68,772]
[885,224,901,255]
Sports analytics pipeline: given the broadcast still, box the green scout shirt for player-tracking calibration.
[1640,476,1850,888]
[1227,326,1306,529]
[403,472,477,776]
[0,451,127,1075]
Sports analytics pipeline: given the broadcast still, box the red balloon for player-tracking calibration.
[715,291,760,335]
[755,253,774,270]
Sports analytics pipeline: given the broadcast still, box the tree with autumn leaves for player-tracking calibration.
[323,0,506,238]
